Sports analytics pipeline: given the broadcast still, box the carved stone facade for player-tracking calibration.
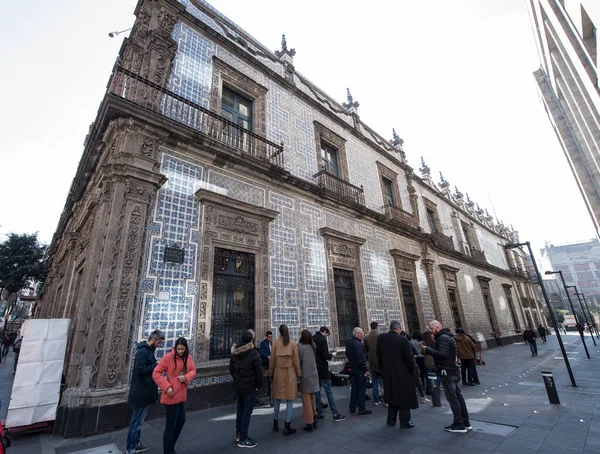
[38,0,540,436]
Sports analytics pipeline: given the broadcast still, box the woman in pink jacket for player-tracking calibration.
[153,337,196,454]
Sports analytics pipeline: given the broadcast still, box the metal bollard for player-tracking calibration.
[541,371,560,405]
[428,373,442,407]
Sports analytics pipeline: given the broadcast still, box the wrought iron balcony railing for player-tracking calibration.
[510,267,531,279]
[108,66,284,168]
[382,203,419,230]
[314,170,365,206]
[471,248,487,264]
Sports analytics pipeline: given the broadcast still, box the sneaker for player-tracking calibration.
[358,410,372,415]
[464,424,473,431]
[135,443,150,453]
[237,438,258,448]
[374,401,381,406]
[445,424,467,433]
[315,414,325,423]
[235,432,240,443]
[333,414,346,422]
[421,397,431,403]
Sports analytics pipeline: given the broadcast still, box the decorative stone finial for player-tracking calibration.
[390,128,404,149]
[454,186,463,199]
[419,157,430,176]
[439,172,450,190]
[342,88,360,111]
[465,193,474,208]
[275,34,296,58]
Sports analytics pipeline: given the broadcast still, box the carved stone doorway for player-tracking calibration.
[400,281,420,334]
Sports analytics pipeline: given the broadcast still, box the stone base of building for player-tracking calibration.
[53,379,271,438]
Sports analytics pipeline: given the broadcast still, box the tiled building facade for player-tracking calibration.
[38,0,542,436]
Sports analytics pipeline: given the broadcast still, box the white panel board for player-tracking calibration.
[6,318,70,428]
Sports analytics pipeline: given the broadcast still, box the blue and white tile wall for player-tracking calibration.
[137,152,204,359]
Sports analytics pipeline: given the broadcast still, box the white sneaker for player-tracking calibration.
[374,401,381,406]
[421,397,430,403]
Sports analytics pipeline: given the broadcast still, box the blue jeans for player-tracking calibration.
[126,406,148,453]
[371,371,381,403]
[440,373,469,426]
[163,402,186,454]
[236,391,256,441]
[315,379,339,417]
[528,341,537,355]
[273,399,294,422]
[350,373,367,413]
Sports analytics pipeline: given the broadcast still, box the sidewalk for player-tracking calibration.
[5,332,600,453]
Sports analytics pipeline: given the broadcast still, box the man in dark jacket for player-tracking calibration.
[422,320,471,434]
[313,327,346,422]
[377,321,418,428]
[230,331,263,448]
[345,327,372,415]
[364,321,381,405]
[537,324,547,343]
[524,326,538,356]
[125,329,164,454]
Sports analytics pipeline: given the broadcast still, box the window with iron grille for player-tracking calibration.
[333,268,359,343]
[210,248,255,360]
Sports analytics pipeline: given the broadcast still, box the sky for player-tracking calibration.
[0,0,596,259]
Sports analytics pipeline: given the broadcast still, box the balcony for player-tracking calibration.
[471,248,487,264]
[108,66,284,168]
[510,267,531,280]
[314,170,365,206]
[430,231,455,252]
[383,203,419,230]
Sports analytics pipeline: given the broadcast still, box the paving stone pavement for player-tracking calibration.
[4,332,600,453]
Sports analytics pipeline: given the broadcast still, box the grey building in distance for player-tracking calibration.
[528,1,600,237]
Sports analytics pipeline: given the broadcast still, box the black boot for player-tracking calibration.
[284,422,296,436]
[273,419,279,432]
[303,424,314,432]
[312,418,317,430]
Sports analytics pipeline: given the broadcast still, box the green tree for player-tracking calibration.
[0,233,47,327]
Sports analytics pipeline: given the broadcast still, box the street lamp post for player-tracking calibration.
[569,286,597,345]
[505,242,577,387]
[545,271,591,358]
[580,292,600,337]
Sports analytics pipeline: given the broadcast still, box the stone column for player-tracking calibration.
[421,258,441,321]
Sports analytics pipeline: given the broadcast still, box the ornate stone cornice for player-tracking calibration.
[389,249,420,262]
[318,227,366,245]
[195,188,279,222]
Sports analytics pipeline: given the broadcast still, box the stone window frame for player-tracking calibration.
[390,249,425,332]
[195,188,279,364]
[377,161,402,209]
[439,264,467,331]
[502,283,522,332]
[210,57,268,138]
[313,121,350,182]
[423,197,443,234]
[460,220,481,253]
[319,227,367,348]
[477,275,501,337]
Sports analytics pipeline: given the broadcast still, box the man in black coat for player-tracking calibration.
[376,320,418,428]
[345,327,372,415]
[422,320,471,434]
[125,329,164,454]
[524,326,538,356]
[313,327,346,422]
[230,331,263,448]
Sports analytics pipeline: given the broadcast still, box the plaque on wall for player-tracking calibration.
[164,245,185,264]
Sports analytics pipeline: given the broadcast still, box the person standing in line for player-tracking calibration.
[364,322,382,406]
[537,324,547,343]
[455,328,477,386]
[376,321,418,428]
[297,330,320,432]
[125,329,164,454]
[422,330,438,394]
[246,329,263,407]
[313,327,346,422]
[403,332,428,403]
[268,325,301,436]
[422,320,471,434]
[345,327,372,415]
[410,330,427,394]
[464,331,481,385]
[153,337,196,454]
[260,331,273,405]
[230,331,263,448]
[524,326,538,356]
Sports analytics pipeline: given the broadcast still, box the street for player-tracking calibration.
[3,332,600,454]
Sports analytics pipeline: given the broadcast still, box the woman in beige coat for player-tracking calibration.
[268,324,301,436]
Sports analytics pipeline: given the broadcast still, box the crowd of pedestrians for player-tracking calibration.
[123,319,557,453]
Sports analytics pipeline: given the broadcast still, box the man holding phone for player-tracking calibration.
[313,327,346,422]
